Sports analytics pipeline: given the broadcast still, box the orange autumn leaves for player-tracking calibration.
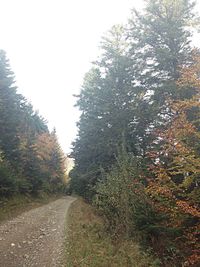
[34,131,66,183]
[147,51,200,266]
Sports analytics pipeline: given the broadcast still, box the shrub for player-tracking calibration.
[93,149,162,240]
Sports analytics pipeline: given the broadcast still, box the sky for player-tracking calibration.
[0,0,144,153]
[0,0,199,153]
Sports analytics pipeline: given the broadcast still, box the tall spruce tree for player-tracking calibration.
[0,50,23,166]
[127,0,195,127]
[113,0,197,160]
[71,26,140,197]
[71,0,197,199]
[128,0,194,84]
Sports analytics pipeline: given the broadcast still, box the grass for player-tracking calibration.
[65,199,160,267]
[0,193,60,223]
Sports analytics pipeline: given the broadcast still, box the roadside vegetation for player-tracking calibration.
[0,51,67,201]
[65,199,159,267]
[1,0,200,266]
[70,0,200,266]
[0,192,61,223]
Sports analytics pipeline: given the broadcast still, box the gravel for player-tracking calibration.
[0,196,76,267]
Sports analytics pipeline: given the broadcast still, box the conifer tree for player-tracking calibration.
[71,26,139,197]
[0,50,66,197]
[0,50,23,166]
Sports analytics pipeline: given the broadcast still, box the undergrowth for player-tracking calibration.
[65,199,160,267]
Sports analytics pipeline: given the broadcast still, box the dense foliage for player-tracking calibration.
[0,50,66,197]
[71,0,200,265]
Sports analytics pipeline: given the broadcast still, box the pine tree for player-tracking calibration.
[0,50,23,166]
[125,0,196,152]
[71,0,197,198]
[0,50,66,196]
[71,26,141,198]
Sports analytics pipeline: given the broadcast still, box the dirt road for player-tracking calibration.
[0,196,76,267]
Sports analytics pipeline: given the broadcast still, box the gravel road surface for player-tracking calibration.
[0,196,76,267]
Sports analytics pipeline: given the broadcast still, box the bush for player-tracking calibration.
[93,149,161,240]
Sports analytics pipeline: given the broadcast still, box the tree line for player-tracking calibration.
[70,0,200,266]
[0,50,66,197]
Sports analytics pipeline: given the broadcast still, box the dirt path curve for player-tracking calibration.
[0,196,76,267]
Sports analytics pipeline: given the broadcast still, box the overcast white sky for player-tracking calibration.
[0,0,199,153]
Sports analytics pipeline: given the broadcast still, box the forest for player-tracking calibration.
[70,0,200,266]
[0,50,67,197]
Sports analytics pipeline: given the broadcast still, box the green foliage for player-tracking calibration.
[94,148,164,240]
[66,199,160,267]
[71,0,198,199]
[71,0,200,265]
[0,50,66,198]
[0,161,17,196]
[71,26,144,197]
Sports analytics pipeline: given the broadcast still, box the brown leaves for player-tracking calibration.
[146,51,200,265]
[176,200,200,218]
[178,49,200,89]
